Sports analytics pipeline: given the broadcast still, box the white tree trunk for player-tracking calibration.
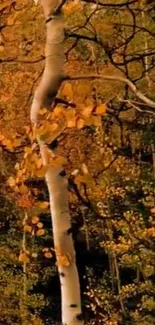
[31,1,83,325]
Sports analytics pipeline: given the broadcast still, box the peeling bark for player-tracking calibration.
[31,1,83,324]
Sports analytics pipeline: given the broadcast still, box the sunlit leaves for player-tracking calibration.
[0,133,22,151]
[23,217,45,237]
[75,173,93,185]
[76,118,85,129]
[62,83,73,99]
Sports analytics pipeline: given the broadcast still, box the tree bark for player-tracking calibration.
[31,1,83,325]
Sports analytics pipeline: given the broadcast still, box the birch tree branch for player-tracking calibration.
[30,1,83,324]
[66,74,155,109]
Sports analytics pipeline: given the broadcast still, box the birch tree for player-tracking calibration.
[31,1,83,325]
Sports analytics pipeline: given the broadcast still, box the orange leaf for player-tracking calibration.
[82,106,93,117]
[62,83,73,99]
[95,103,107,115]
[76,118,85,129]
[39,108,48,115]
[50,156,67,168]
[66,109,76,121]
[19,252,30,263]
[53,106,65,117]
[67,119,76,128]
[36,159,42,169]
[18,196,33,208]
[35,166,48,177]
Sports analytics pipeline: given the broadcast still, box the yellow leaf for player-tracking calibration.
[0,134,5,141]
[36,158,42,169]
[24,225,32,233]
[2,139,13,150]
[13,138,21,147]
[0,45,4,52]
[35,166,48,177]
[37,222,44,229]
[75,174,93,185]
[50,156,67,168]
[76,118,85,129]
[36,201,49,209]
[56,254,70,267]
[30,153,39,162]
[66,109,76,121]
[53,106,65,117]
[36,229,45,236]
[92,116,102,127]
[67,119,76,128]
[95,103,107,115]
[39,108,48,115]
[82,106,93,117]
[62,83,73,99]
[32,216,40,224]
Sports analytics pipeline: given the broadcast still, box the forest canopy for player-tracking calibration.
[0,0,155,324]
